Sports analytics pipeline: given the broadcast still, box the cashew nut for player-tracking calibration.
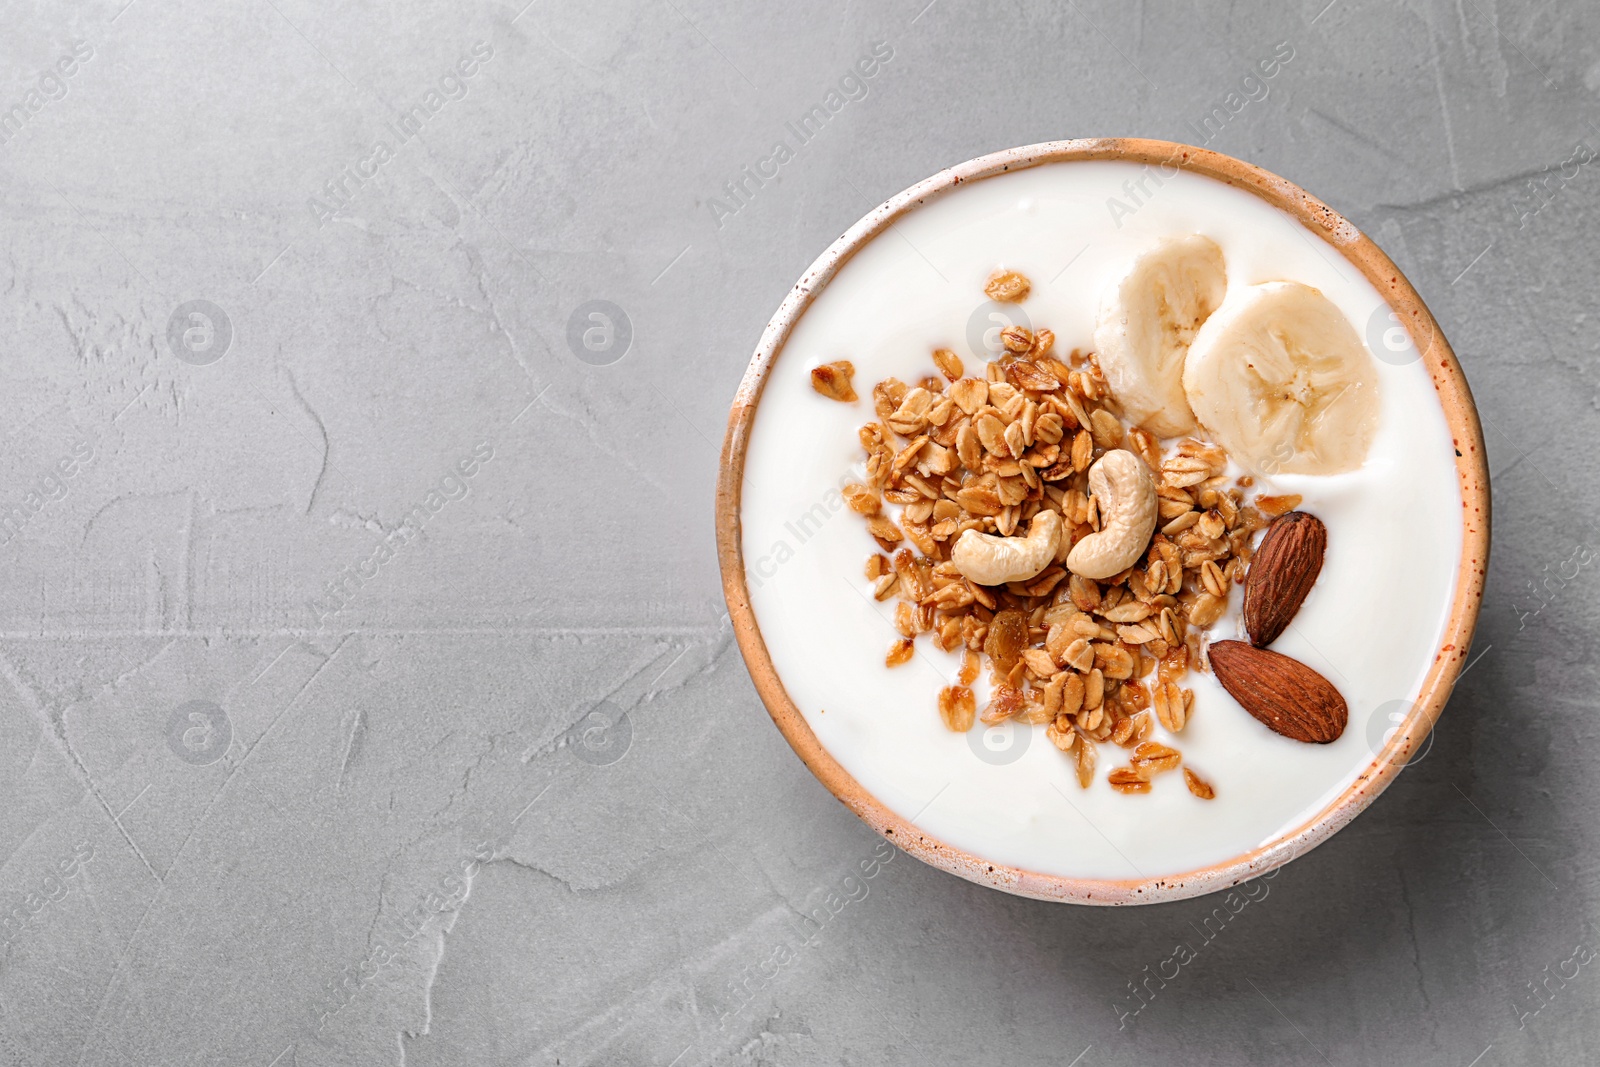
[1065,449,1158,580]
[951,509,1061,586]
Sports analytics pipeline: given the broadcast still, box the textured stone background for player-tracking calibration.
[0,0,1595,1064]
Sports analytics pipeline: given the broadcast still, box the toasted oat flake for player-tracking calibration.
[1130,741,1182,779]
[1059,672,1085,718]
[1022,648,1059,678]
[1045,721,1076,751]
[1255,493,1303,518]
[949,378,988,415]
[1190,592,1227,628]
[1075,736,1097,788]
[932,347,964,381]
[1088,408,1124,450]
[1111,716,1137,746]
[1058,636,1093,672]
[1095,643,1135,680]
[984,270,1031,303]
[1131,711,1154,744]
[1084,668,1105,711]
[893,602,917,639]
[938,685,976,730]
[811,360,858,402]
[981,685,1026,725]
[1009,359,1058,392]
[1161,510,1200,536]
[1152,680,1193,732]
[1000,326,1035,355]
[843,483,880,516]
[865,515,903,546]
[1183,767,1216,799]
[1108,768,1151,794]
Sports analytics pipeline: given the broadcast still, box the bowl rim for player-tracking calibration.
[714,137,1491,905]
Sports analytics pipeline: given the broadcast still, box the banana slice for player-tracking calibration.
[1093,235,1227,438]
[1183,281,1380,476]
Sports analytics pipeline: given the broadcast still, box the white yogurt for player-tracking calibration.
[741,161,1461,880]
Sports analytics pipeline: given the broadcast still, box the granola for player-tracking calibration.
[842,271,1282,797]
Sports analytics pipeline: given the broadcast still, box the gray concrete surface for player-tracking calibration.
[0,0,1595,1064]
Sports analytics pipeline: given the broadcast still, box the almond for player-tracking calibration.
[1208,640,1347,743]
[1243,511,1326,647]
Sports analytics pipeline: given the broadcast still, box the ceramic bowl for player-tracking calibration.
[715,138,1489,904]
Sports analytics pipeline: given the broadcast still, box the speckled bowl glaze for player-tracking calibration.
[715,139,1490,905]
